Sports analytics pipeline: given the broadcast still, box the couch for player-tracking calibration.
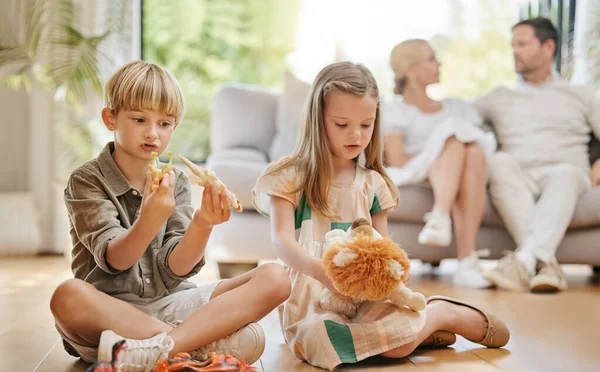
[204,82,600,278]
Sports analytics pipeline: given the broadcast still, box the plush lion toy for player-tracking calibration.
[320,218,426,318]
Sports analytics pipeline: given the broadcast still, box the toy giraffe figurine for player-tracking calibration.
[179,155,243,212]
[149,151,173,191]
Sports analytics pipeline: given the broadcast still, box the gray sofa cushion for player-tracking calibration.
[269,71,311,161]
[389,183,600,230]
[210,84,278,155]
[571,187,600,229]
[388,184,504,227]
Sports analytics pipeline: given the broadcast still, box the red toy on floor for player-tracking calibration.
[86,340,257,371]
[86,340,126,372]
[154,352,257,371]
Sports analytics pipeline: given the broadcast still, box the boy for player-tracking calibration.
[50,61,291,370]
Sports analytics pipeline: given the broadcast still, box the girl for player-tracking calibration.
[252,62,509,370]
[382,39,497,288]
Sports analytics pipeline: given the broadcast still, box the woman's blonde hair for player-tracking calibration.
[389,39,430,95]
[104,60,185,122]
[266,62,400,218]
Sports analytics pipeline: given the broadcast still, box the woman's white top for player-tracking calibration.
[380,96,497,185]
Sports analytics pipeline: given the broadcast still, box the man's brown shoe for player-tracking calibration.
[530,261,567,292]
[484,252,531,291]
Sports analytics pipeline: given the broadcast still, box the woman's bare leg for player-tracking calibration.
[428,136,466,214]
[452,144,487,259]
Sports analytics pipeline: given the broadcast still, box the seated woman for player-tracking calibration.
[381,39,496,288]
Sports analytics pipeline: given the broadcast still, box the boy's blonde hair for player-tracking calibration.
[389,39,431,95]
[104,60,185,122]
[267,62,400,218]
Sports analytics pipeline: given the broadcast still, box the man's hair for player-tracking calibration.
[513,17,559,56]
[104,60,185,122]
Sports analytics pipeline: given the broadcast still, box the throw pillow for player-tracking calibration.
[269,70,311,161]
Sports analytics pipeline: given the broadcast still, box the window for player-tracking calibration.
[142,0,300,161]
[142,0,523,159]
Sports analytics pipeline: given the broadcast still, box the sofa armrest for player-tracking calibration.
[210,83,279,156]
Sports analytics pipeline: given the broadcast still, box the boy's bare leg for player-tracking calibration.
[51,263,289,357]
[168,263,290,356]
[381,300,488,358]
[50,279,174,347]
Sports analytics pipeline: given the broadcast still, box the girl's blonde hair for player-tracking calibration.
[104,60,185,122]
[266,62,400,218]
[389,39,430,95]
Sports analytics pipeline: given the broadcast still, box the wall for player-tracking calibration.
[0,0,140,254]
[0,86,29,191]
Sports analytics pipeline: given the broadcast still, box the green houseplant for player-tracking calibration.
[0,0,115,179]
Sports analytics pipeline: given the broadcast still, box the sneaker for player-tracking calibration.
[530,261,568,292]
[453,250,493,289]
[484,252,531,291]
[97,330,174,372]
[418,210,452,246]
[189,322,265,365]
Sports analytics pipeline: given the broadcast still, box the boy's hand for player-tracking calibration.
[140,170,176,225]
[193,183,231,228]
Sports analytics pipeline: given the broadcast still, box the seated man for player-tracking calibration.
[474,17,600,293]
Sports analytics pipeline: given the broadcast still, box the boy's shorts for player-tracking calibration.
[56,280,223,363]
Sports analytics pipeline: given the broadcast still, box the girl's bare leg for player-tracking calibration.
[380,300,488,358]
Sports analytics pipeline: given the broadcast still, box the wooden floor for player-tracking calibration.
[1,256,599,372]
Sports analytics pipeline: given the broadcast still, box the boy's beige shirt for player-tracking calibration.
[64,142,204,299]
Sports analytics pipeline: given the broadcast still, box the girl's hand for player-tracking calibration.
[140,171,176,225]
[193,183,231,228]
[316,262,352,300]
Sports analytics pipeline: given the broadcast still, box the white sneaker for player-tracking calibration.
[97,330,174,372]
[453,249,493,289]
[418,210,452,246]
[189,322,265,365]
